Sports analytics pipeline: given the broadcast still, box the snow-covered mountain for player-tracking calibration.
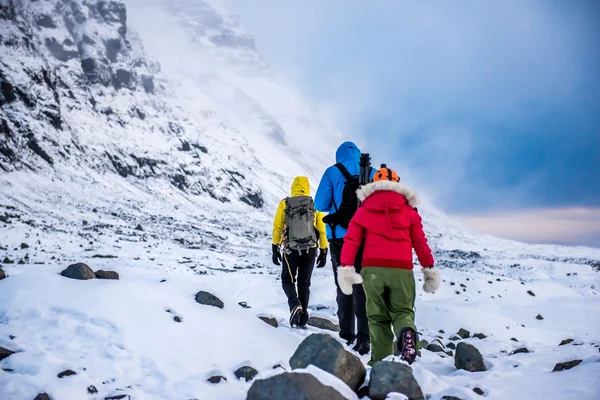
[1,1,600,399]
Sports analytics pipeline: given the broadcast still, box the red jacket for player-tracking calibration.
[340,180,434,269]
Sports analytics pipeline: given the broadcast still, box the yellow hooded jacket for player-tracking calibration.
[272,176,328,250]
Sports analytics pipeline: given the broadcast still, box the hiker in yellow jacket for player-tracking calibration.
[272,176,328,328]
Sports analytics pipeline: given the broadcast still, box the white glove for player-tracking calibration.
[338,267,363,295]
[423,267,441,293]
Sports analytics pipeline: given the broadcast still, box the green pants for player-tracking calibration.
[361,267,416,364]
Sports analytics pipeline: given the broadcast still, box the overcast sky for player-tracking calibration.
[227,0,600,247]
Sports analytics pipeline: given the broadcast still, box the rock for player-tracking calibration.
[247,372,346,400]
[553,360,582,372]
[95,270,120,280]
[368,361,424,400]
[559,339,574,346]
[442,397,464,400]
[439,329,445,334]
[207,375,227,383]
[105,395,129,400]
[427,343,445,353]
[194,291,224,308]
[259,316,278,328]
[473,387,484,395]
[58,369,77,378]
[20,242,29,249]
[445,350,454,357]
[134,224,144,231]
[238,301,251,309]
[536,314,544,320]
[34,394,51,400]
[527,290,535,296]
[511,348,530,355]
[473,333,487,339]
[173,316,182,323]
[3,257,14,264]
[419,340,429,349]
[454,343,487,372]
[289,333,366,391]
[307,316,340,332]
[0,346,15,361]
[457,328,471,339]
[88,385,99,394]
[61,263,95,280]
[450,335,461,341]
[357,386,369,398]
[234,365,258,382]
[0,267,6,280]
[510,337,519,342]
[446,342,456,350]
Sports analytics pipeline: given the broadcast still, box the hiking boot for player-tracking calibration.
[289,306,304,328]
[298,309,309,328]
[398,328,417,364]
[353,341,371,356]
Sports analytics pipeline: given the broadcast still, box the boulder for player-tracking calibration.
[289,333,366,391]
[536,314,544,320]
[450,335,461,341]
[446,342,456,350]
[307,316,340,332]
[527,290,535,297]
[473,333,487,339]
[457,328,470,339]
[0,267,6,280]
[427,343,444,353]
[368,361,424,400]
[0,346,15,361]
[259,316,278,328]
[20,242,29,249]
[57,369,77,378]
[559,339,574,346]
[454,343,486,372]
[34,394,51,400]
[61,263,95,280]
[194,291,224,308]
[234,365,258,382]
[553,360,582,372]
[511,348,530,355]
[95,270,120,280]
[207,375,227,383]
[473,387,484,395]
[246,372,346,400]
[419,340,429,349]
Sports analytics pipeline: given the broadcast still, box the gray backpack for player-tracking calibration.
[285,196,317,252]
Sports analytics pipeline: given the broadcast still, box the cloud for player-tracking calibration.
[458,207,600,247]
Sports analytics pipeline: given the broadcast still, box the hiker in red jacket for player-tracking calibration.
[338,165,440,364]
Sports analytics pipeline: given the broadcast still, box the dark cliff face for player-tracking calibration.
[0,0,263,208]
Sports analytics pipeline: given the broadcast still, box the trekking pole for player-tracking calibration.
[359,153,371,186]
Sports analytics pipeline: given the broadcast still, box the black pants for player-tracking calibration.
[330,239,370,343]
[282,247,316,312]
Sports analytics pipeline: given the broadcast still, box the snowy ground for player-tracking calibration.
[1,212,600,400]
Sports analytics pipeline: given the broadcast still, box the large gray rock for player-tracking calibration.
[368,362,424,400]
[553,360,582,372]
[307,316,340,332]
[235,366,258,382]
[455,343,487,372]
[246,372,346,400]
[61,263,95,280]
[289,333,365,391]
[0,267,6,280]
[457,328,471,339]
[0,346,15,361]
[194,291,224,308]
[95,270,120,280]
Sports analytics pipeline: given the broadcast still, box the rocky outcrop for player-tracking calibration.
[246,372,346,400]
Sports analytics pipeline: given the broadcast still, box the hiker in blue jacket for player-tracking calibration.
[314,141,374,355]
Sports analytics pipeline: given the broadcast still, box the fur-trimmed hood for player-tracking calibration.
[357,180,420,208]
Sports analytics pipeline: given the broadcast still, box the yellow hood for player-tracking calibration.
[291,176,310,196]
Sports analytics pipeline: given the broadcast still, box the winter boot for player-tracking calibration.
[298,309,309,329]
[353,341,371,356]
[289,305,304,328]
[398,328,417,364]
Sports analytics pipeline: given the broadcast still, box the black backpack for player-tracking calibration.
[322,163,362,235]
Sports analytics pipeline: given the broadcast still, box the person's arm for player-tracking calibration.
[409,208,434,267]
[314,169,333,212]
[315,211,329,249]
[340,209,366,266]
[272,200,286,245]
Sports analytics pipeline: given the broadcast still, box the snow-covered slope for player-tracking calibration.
[1,1,600,399]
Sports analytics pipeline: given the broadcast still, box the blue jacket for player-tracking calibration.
[314,141,374,239]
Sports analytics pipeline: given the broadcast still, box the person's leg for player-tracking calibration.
[361,267,394,364]
[330,239,355,343]
[388,268,417,335]
[353,243,370,344]
[297,248,317,312]
[281,249,301,311]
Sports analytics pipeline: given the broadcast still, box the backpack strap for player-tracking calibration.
[335,163,353,181]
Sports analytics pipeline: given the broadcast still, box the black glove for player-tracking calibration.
[272,244,282,266]
[316,248,328,268]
